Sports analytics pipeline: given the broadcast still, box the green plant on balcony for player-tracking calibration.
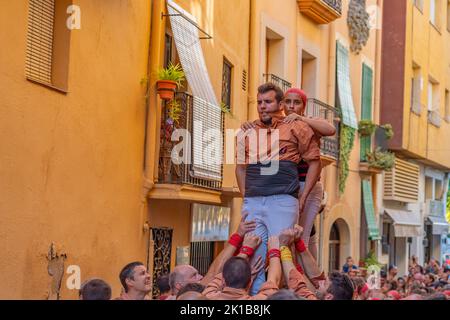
[339,125,356,194]
[156,63,185,100]
[366,147,395,171]
[347,0,370,54]
[220,102,236,119]
[380,124,394,140]
[167,99,182,126]
[358,120,377,136]
[364,250,384,269]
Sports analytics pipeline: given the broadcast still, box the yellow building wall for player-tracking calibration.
[0,0,151,299]
[403,0,450,168]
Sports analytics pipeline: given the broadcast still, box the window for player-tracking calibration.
[430,0,440,29]
[221,58,232,111]
[360,64,374,161]
[264,27,289,90]
[301,50,318,99]
[414,0,424,12]
[164,33,173,68]
[26,0,72,92]
[445,89,450,122]
[411,65,422,114]
[427,79,441,126]
[447,0,450,31]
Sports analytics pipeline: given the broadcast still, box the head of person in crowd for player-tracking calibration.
[169,265,203,296]
[351,277,367,300]
[256,83,284,124]
[380,270,387,287]
[385,290,401,300]
[348,269,358,278]
[222,257,252,290]
[156,274,171,300]
[388,265,398,278]
[79,278,112,300]
[401,293,424,300]
[397,277,406,291]
[425,293,447,300]
[424,273,436,286]
[283,88,308,116]
[324,272,355,300]
[267,289,306,300]
[414,264,424,274]
[119,262,152,300]
[176,283,206,299]
[368,289,386,300]
[177,291,208,300]
[381,281,393,294]
[346,257,355,268]
[413,272,425,285]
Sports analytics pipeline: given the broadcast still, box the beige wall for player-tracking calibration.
[0,0,151,299]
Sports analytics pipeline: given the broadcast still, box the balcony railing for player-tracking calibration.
[264,74,292,92]
[297,0,342,24]
[426,200,445,218]
[158,92,223,191]
[305,98,341,160]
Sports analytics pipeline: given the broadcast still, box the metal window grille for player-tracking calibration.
[264,73,292,92]
[151,228,173,299]
[190,241,215,276]
[222,59,233,110]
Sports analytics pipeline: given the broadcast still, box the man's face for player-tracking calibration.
[347,258,354,266]
[128,265,152,294]
[257,91,282,123]
[283,93,305,116]
[176,265,203,292]
[391,268,398,275]
[348,270,357,278]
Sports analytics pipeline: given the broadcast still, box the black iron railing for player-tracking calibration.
[322,0,342,14]
[305,98,341,160]
[264,74,292,92]
[158,92,223,190]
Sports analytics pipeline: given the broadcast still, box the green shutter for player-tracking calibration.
[360,64,373,161]
[362,180,381,241]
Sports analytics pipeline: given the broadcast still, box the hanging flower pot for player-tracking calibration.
[156,80,177,100]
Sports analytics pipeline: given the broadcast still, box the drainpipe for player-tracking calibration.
[319,21,336,270]
[143,0,166,199]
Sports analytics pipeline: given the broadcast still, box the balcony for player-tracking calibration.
[426,200,445,218]
[297,0,342,24]
[264,74,292,92]
[305,98,340,165]
[158,92,223,192]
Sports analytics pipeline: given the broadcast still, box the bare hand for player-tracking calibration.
[241,121,255,131]
[293,224,304,242]
[242,233,262,250]
[250,256,264,278]
[298,196,306,215]
[279,229,295,247]
[283,113,302,124]
[268,236,280,251]
[237,212,257,237]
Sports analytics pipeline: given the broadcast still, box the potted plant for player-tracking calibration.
[156,62,185,100]
[366,147,395,171]
[358,120,377,137]
[380,124,394,140]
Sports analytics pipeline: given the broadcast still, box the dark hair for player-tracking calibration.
[257,83,284,103]
[156,274,171,294]
[327,272,355,300]
[425,293,447,300]
[380,270,387,278]
[79,279,112,300]
[119,261,144,293]
[267,289,305,300]
[176,283,206,298]
[223,257,251,289]
[388,265,397,271]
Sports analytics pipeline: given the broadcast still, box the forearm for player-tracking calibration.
[267,257,281,286]
[302,117,336,137]
[301,159,321,200]
[235,165,246,197]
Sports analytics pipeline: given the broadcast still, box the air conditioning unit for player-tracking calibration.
[384,158,420,202]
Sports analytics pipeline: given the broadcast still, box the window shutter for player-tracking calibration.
[360,64,373,161]
[26,0,55,85]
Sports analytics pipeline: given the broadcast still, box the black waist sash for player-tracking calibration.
[245,161,299,198]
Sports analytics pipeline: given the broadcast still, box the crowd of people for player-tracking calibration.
[78,83,449,301]
[79,218,450,301]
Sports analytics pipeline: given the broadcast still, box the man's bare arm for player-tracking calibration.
[235,164,247,197]
[299,159,321,212]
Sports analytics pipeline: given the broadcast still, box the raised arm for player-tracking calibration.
[235,164,247,197]
[284,114,336,137]
[200,214,256,286]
